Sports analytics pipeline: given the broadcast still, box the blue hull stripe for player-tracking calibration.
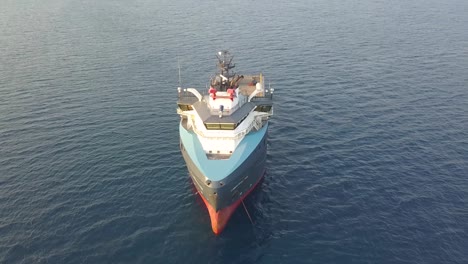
[179,123,268,182]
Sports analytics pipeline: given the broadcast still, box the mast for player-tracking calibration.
[214,50,241,91]
[178,57,182,88]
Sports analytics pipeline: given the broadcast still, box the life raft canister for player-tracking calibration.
[227,88,235,101]
[209,87,217,100]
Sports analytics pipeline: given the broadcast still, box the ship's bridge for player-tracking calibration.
[177,74,273,133]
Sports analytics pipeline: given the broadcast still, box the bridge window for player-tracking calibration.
[205,123,221,130]
[220,123,236,130]
[254,105,271,112]
[205,123,237,130]
[178,104,193,111]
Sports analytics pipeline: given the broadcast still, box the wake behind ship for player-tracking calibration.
[177,51,273,234]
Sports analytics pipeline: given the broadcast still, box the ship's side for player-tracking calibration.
[179,122,268,233]
[177,51,273,234]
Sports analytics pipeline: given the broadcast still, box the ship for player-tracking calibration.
[177,51,273,234]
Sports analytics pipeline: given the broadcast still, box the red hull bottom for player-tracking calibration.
[198,172,264,235]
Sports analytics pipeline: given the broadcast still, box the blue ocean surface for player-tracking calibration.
[1,0,467,263]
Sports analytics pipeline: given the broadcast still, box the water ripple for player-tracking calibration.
[1,0,468,263]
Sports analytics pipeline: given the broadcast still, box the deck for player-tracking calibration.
[238,74,263,96]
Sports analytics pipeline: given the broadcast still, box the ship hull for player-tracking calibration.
[179,123,268,234]
[198,170,264,234]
